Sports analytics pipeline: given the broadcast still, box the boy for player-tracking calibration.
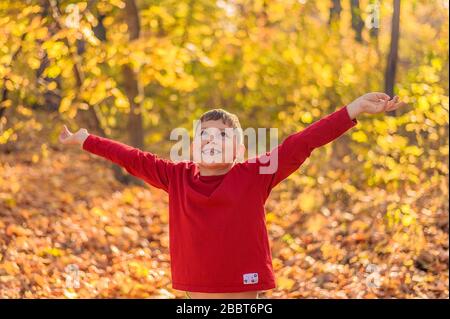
[59,93,405,299]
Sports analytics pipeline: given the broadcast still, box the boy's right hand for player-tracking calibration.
[59,125,89,146]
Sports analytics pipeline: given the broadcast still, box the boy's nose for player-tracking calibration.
[204,134,215,143]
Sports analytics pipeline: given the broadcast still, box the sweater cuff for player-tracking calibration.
[339,105,358,128]
[81,133,95,151]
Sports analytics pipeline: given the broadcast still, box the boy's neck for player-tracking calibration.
[198,163,234,176]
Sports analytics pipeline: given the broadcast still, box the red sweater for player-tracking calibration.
[82,105,357,293]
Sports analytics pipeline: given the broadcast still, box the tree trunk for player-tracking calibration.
[329,0,342,25]
[350,0,364,43]
[123,0,144,149]
[36,0,61,112]
[385,0,401,115]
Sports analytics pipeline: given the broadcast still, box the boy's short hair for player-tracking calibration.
[197,108,244,144]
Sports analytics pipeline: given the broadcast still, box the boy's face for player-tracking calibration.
[192,120,244,169]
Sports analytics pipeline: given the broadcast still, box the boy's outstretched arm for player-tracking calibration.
[59,126,173,191]
[259,92,406,193]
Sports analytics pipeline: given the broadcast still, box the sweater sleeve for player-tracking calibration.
[254,105,358,195]
[82,134,174,192]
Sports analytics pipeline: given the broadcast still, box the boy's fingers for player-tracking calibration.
[59,125,73,143]
[377,92,390,100]
[371,92,390,101]
[387,99,397,109]
[387,98,396,108]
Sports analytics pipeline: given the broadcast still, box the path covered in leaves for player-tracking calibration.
[0,134,448,298]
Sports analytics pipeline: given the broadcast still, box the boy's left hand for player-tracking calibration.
[346,92,407,119]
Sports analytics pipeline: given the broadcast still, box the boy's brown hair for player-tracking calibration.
[199,109,242,130]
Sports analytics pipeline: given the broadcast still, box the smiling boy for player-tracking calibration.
[59,93,405,299]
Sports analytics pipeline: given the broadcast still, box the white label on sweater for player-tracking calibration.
[243,273,258,284]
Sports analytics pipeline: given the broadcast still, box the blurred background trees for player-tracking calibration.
[1,0,448,188]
